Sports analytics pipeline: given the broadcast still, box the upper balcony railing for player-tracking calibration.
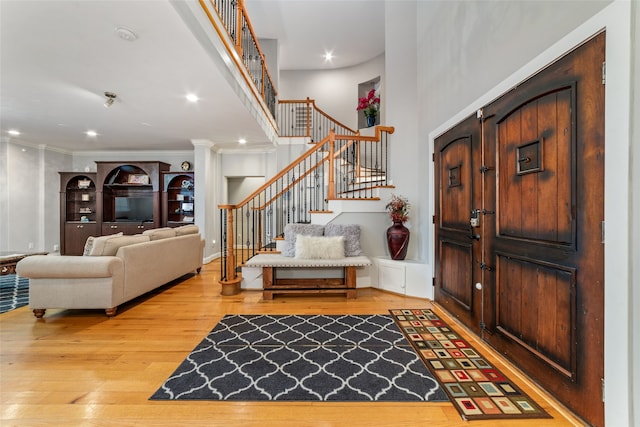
[203,0,277,117]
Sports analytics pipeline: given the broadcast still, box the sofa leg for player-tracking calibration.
[196,267,202,274]
[33,309,46,319]
[105,307,118,317]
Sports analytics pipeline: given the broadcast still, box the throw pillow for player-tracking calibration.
[282,224,324,257]
[295,235,345,259]
[84,232,123,256]
[324,223,362,256]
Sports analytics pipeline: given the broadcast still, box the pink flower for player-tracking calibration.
[356,89,380,117]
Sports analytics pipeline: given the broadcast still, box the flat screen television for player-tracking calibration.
[114,196,153,222]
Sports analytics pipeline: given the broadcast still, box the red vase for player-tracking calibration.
[386,221,410,260]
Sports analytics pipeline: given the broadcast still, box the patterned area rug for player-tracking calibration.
[0,274,29,314]
[151,314,448,401]
[390,309,551,421]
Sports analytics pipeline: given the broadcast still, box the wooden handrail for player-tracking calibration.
[227,133,331,209]
[279,98,356,136]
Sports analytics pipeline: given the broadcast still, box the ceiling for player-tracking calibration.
[0,0,385,153]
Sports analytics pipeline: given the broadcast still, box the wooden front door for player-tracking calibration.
[434,32,605,426]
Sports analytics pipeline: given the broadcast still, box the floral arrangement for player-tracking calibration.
[356,89,380,118]
[386,194,410,223]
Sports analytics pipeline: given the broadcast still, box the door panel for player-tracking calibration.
[434,115,482,331]
[434,32,605,426]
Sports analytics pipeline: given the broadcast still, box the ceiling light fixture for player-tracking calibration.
[324,51,334,61]
[115,26,138,42]
[86,130,98,137]
[104,91,117,108]
[238,138,247,144]
[8,129,20,136]
[186,93,199,102]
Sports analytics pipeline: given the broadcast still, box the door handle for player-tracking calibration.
[468,234,480,240]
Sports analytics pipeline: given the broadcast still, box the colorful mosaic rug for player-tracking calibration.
[0,274,29,314]
[151,314,448,402]
[390,309,551,421]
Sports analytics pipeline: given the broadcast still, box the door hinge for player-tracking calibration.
[602,61,606,85]
[432,277,436,287]
[432,215,437,224]
[476,108,484,120]
[602,220,605,243]
[601,378,605,402]
[432,153,435,162]
[480,262,494,271]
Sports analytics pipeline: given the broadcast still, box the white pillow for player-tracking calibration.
[282,224,324,257]
[295,235,345,259]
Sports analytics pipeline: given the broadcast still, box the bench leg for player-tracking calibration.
[345,266,357,299]
[262,267,274,300]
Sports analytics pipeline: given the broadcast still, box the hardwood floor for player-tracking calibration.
[0,262,585,426]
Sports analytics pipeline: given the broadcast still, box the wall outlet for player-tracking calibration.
[53,244,60,252]
[28,242,34,249]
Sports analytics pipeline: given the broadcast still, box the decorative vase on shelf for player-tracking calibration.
[386,220,410,260]
[366,115,376,128]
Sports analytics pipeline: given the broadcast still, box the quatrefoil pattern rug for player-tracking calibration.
[150,314,447,402]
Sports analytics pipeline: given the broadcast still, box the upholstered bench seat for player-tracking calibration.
[245,253,371,299]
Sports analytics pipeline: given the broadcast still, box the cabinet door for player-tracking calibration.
[64,223,97,255]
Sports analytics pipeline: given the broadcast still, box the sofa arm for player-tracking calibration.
[16,255,123,279]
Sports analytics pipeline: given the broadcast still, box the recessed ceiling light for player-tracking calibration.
[8,129,20,136]
[324,51,334,61]
[186,93,199,102]
[238,138,247,144]
[86,130,98,137]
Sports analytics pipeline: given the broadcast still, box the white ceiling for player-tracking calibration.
[0,0,385,153]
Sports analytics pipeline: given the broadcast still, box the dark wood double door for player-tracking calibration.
[434,33,605,426]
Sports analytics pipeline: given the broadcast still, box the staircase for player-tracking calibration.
[218,101,395,294]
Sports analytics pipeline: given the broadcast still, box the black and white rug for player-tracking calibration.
[150,314,448,402]
[0,274,29,314]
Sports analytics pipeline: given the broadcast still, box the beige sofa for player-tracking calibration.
[16,225,205,318]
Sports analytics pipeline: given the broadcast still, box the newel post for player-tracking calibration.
[327,129,336,200]
[219,205,241,295]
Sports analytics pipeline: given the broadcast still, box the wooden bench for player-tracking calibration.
[244,253,371,300]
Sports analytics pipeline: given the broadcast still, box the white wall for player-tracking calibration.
[279,54,385,130]
[0,141,72,253]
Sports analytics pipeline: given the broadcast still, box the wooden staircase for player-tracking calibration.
[218,99,395,294]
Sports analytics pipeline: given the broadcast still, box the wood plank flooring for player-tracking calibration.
[0,262,586,426]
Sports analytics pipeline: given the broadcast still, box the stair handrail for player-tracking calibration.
[200,0,278,117]
[278,98,356,142]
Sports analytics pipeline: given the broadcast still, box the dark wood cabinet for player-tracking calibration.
[162,172,194,227]
[59,173,97,255]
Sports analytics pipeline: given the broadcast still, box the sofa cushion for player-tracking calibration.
[324,224,363,256]
[295,235,345,259]
[282,224,324,257]
[101,234,150,256]
[84,232,123,256]
[142,228,176,241]
[175,224,199,236]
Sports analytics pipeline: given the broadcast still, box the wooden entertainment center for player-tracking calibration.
[59,161,194,255]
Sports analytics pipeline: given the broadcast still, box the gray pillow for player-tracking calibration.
[282,224,324,257]
[324,223,362,256]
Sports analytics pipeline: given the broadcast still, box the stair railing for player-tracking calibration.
[278,98,355,142]
[218,126,395,292]
[202,0,277,117]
